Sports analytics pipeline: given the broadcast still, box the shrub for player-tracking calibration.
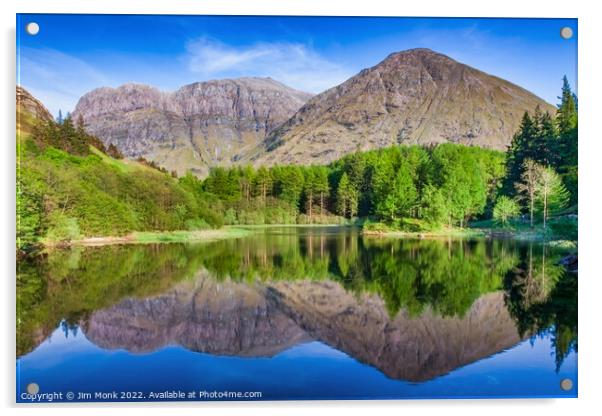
[223,208,238,225]
[363,220,392,233]
[549,216,578,241]
[44,212,81,243]
[185,218,210,230]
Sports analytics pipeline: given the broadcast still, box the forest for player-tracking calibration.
[16,77,577,252]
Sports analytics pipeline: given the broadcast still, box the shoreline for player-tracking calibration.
[362,227,577,245]
[42,227,256,248]
[362,228,485,239]
[33,223,577,250]
[41,223,360,249]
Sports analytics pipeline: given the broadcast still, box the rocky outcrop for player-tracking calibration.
[72,78,312,176]
[82,274,525,382]
[251,48,556,166]
[17,86,53,134]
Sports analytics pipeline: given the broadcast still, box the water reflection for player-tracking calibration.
[17,227,577,391]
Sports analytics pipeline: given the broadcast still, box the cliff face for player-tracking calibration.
[81,275,524,382]
[251,48,556,166]
[72,78,312,176]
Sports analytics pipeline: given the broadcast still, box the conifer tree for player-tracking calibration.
[336,173,358,218]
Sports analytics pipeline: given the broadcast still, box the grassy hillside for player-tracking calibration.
[17,125,223,253]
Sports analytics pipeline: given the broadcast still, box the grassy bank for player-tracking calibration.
[43,226,255,248]
[362,227,486,239]
[469,217,577,242]
[361,215,577,242]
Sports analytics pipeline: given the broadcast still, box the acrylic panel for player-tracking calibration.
[16,14,578,402]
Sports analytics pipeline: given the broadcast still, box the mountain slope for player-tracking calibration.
[73,78,312,176]
[251,48,556,166]
[17,86,53,134]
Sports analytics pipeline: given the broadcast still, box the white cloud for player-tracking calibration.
[184,37,353,94]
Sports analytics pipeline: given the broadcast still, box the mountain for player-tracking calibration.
[250,48,556,166]
[81,274,525,382]
[17,86,53,134]
[72,78,312,176]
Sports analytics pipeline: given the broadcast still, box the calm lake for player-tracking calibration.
[16,227,577,401]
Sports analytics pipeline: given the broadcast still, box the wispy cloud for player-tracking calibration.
[183,37,353,93]
[18,47,113,116]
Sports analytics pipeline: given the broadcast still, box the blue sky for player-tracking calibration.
[17,14,577,117]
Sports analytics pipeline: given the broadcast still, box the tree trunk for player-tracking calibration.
[320,192,324,216]
[530,192,534,228]
[543,190,547,230]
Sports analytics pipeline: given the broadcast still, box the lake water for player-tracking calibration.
[16,227,577,401]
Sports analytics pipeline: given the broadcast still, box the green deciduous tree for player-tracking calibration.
[514,159,540,228]
[493,196,520,227]
[373,161,417,222]
[534,165,569,230]
[419,184,448,227]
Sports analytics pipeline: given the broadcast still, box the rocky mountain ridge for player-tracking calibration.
[72,78,312,175]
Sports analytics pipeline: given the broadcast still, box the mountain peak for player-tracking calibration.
[252,49,556,166]
[383,48,454,62]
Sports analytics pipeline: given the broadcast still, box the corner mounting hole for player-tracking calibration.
[26,22,40,36]
[560,27,573,40]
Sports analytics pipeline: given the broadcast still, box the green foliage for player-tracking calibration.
[31,115,108,157]
[534,165,569,228]
[503,244,577,370]
[362,220,394,233]
[548,216,578,241]
[504,77,577,205]
[430,144,491,226]
[492,196,520,227]
[16,174,44,251]
[272,165,305,208]
[196,143,504,229]
[17,136,223,248]
[203,167,242,202]
[557,76,578,136]
[42,212,81,243]
[184,218,210,230]
[419,184,448,227]
[336,172,359,218]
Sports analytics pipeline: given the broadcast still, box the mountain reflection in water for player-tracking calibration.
[17,227,577,399]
